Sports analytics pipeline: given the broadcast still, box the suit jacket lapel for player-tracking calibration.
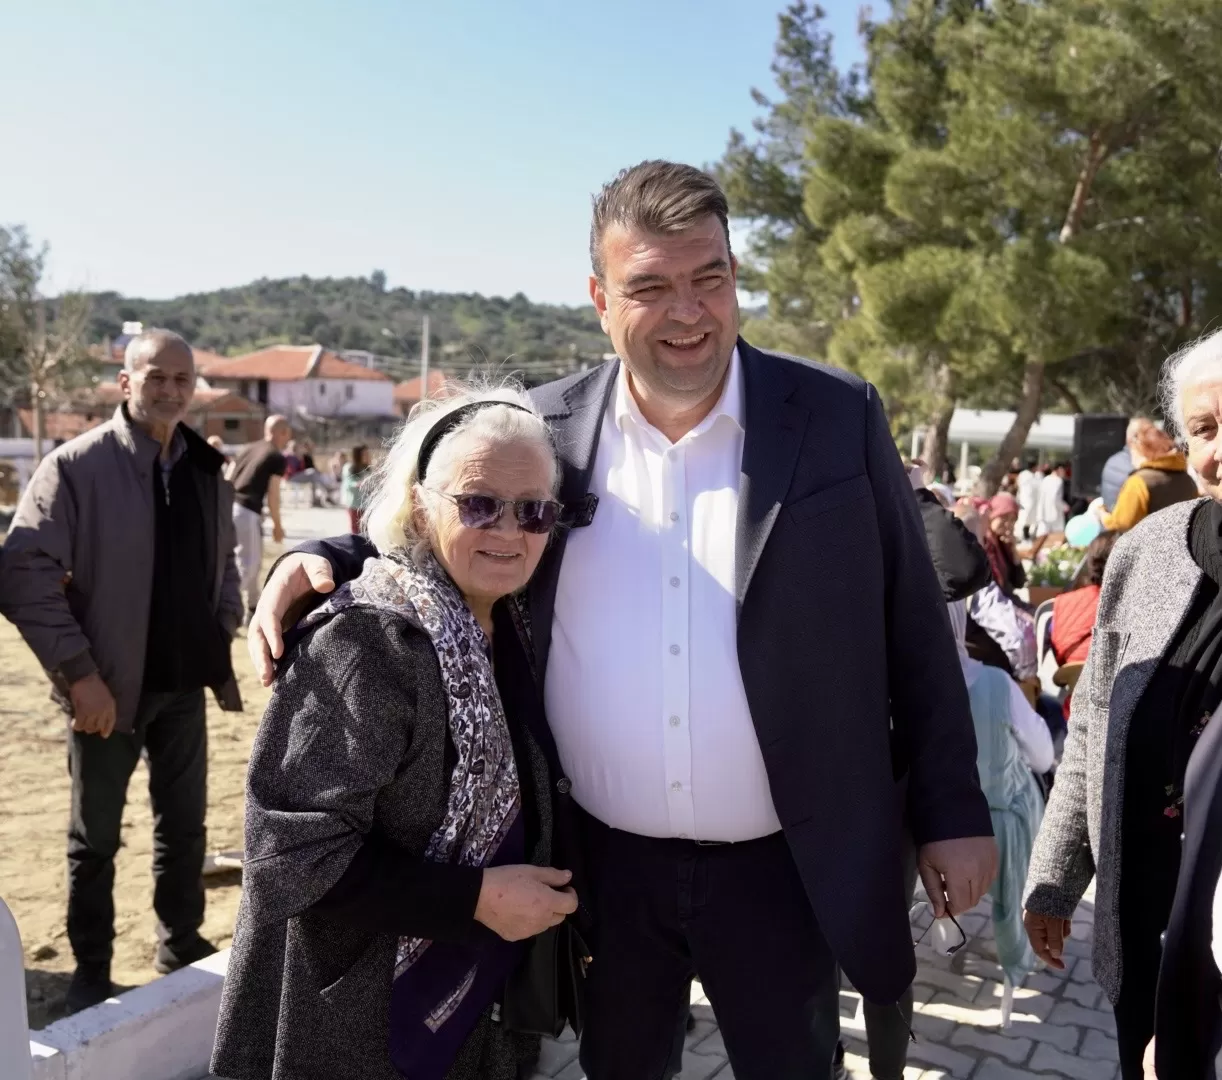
[736,339,808,614]
[528,361,619,681]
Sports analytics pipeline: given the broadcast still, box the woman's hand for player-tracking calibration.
[1023,909,1072,970]
[475,865,578,942]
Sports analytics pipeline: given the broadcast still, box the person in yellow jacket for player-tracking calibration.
[1101,419,1199,531]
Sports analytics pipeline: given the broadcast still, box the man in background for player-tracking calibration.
[1017,457,1040,541]
[1100,421,1138,512]
[229,415,290,622]
[0,329,243,1012]
[1033,462,1068,554]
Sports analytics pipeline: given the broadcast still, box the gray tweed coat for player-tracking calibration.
[210,607,552,1080]
[1023,498,1206,1004]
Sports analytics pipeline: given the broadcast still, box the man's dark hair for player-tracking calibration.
[1081,530,1118,587]
[589,160,731,282]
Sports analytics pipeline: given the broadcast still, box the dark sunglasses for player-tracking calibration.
[912,908,967,956]
[435,491,561,534]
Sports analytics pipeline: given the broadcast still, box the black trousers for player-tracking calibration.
[67,689,208,966]
[577,819,840,1080]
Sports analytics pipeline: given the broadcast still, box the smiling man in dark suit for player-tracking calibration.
[247,160,996,1080]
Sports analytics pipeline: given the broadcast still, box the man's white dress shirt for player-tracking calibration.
[544,349,782,842]
[1035,473,1066,536]
[1214,867,1222,977]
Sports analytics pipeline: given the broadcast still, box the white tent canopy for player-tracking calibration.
[945,409,1075,452]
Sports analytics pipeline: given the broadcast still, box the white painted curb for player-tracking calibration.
[30,949,229,1080]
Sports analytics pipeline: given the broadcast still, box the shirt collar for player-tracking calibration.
[613,345,745,442]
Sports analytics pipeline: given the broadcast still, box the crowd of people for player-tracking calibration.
[2,159,1222,1080]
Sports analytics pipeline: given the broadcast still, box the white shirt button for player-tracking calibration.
[669,511,680,522]
[669,715,681,727]
[669,576,680,588]
[669,644,681,656]
[671,781,682,792]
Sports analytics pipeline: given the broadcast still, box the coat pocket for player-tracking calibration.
[785,473,871,525]
[318,933,392,1008]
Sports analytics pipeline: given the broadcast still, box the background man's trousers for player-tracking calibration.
[231,504,264,616]
[67,689,208,966]
[577,819,841,1080]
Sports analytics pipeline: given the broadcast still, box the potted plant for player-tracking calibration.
[1026,543,1082,607]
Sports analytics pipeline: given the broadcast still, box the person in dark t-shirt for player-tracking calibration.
[229,415,291,619]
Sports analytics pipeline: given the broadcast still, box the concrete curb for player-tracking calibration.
[30,949,229,1080]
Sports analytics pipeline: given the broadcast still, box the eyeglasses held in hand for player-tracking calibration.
[912,908,967,957]
[434,491,561,534]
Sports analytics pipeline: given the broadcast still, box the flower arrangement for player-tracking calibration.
[1027,543,1082,588]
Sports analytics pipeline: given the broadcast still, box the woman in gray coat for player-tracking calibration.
[1023,327,1222,1079]
[212,386,576,1080]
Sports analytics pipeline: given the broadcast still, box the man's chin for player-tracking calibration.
[653,348,729,393]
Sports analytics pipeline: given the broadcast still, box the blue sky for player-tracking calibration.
[1,2,866,306]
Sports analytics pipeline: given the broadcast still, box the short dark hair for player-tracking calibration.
[1081,530,1118,587]
[589,160,731,282]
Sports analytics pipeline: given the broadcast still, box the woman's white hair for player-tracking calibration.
[362,378,559,558]
[1160,327,1222,441]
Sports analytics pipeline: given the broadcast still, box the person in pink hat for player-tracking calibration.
[983,492,1026,599]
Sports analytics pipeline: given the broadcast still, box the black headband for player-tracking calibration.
[415,400,535,481]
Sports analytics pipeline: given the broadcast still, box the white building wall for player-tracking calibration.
[208,378,394,418]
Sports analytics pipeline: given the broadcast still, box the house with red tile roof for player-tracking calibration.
[18,383,265,444]
[197,344,396,422]
[392,370,457,417]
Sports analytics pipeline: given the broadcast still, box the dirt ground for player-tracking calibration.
[2,579,275,1030]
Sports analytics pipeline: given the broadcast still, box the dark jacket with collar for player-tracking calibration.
[297,339,992,1004]
[915,488,991,602]
[0,405,243,732]
[1157,699,1222,1078]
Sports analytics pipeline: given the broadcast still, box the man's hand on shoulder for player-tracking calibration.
[918,835,999,917]
[69,673,117,739]
[248,553,336,687]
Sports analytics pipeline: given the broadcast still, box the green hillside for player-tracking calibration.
[87,274,611,383]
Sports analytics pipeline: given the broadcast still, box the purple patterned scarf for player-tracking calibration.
[298,551,521,1001]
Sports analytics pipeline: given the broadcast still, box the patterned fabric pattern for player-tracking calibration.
[299,551,521,987]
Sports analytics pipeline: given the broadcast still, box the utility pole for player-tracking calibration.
[420,314,430,400]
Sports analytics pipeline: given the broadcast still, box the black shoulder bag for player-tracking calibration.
[501,920,592,1038]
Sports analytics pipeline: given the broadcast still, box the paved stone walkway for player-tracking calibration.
[528,886,1117,1080]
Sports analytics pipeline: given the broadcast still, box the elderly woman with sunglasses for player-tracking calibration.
[1024,329,1222,1080]
[212,385,577,1080]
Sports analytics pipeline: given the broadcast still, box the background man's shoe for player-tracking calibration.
[65,963,114,1013]
[154,934,218,974]
[832,1038,849,1080]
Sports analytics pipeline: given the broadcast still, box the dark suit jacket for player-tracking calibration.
[298,339,992,1004]
[1157,702,1222,1079]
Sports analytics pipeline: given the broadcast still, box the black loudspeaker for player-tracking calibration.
[1072,414,1129,501]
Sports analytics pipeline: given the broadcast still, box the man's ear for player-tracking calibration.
[590,275,611,336]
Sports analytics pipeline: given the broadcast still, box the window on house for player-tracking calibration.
[345,384,354,400]
[318,382,327,394]
[257,379,269,405]
[224,418,240,432]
